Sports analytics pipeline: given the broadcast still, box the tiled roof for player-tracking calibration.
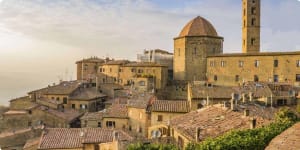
[103,103,128,118]
[127,94,155,108]
[9,96,30,102]
[170,105,270,141]
[37,97,62,105]
[69,87,107,100]
[265,123,300,150]
[36,106,83,123]
[102,60,130,65]
[38,128,133,149]
[179,16,219,37]
[151,100,190,113]
[191,85,236,99]
[3,110,27,115]
[123,62,167,67]
[29,81,82,95]
[23,138,40,149]
[80,111,104,120]
[76,57,105,64]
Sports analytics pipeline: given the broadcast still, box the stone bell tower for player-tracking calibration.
[242,0,260,53]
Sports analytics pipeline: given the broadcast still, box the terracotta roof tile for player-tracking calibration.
[36,106,83,123]
[170,105,270,141]
[23,138,40,149]
[69,87,107,100]
[151,100,190,113]
[124,62,167,67]
[179,16,219,37]
[191,85,236,99]
[265,123,300,150]
[29,81,82,95]
[103,103,128,118]
[38,128,133,149]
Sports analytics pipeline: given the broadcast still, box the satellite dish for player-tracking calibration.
[151,130,162,138]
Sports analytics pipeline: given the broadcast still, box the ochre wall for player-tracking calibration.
[207,54,300,86]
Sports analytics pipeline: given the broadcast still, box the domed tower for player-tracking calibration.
[173,16,223,81]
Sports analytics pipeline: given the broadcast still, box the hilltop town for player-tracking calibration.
[0,0,300,150]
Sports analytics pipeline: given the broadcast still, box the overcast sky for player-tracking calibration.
[0,0,300,105]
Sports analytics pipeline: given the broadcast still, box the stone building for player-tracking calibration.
[207,52,300,86]
[173,16,224,81]
[76,57,105,82]
[150,105,270,149]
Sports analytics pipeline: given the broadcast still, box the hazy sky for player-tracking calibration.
[0,0,300,105]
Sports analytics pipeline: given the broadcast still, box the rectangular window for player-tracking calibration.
[254,75,259,82]
[157,115,163,122]
[106,121,115,128]
[98,122,101,128]
[251,38,255,45]
[235,75,240,82]
[131,68,136,73]
[119,69,122,72]
[71,104,75,109]
[138,69,143,73]
[99,68,102,72]
[63,97,68,104]
[210,61,215,67]
[214,75,218,81]
[274,60,279,67]
[296,74,300,82]
[251,7,256,15]
[254,60,259,67]
[274,75,279,82]
[110,68,112,72]
[238,61,244,67]
[296,60,300,67]
[221,61,226,67]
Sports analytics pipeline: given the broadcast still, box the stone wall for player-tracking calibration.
[207,53,300,86]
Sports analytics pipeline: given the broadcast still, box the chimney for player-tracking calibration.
[195,127,201,142]
[231,93,235,110]
[206,96,209,107]
[249,92,253,101]
[242,93,246,103]
[113,131,119,141]
[244,109,250,116]
[249,118,256,129]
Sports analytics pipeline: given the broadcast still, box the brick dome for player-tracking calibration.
[179,16,218,37]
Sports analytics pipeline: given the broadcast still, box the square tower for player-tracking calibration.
[242,0,260,53]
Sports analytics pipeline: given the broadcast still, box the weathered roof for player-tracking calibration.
[3,110,27,115]
[151,100,190,113]
[29,81,82,95]
[80,111,104,121]
[191,85,236,99]
[76,57,105,64]
[170,105,270,141]
[265,122,300,150]
[38,128,133,149]
[35,106,83,123]
[103,103,128,118]
[9,96,30,102]
[127,94,155,109]
[178,16,219,38]
[69,87,107,100]
[102,60,130,65]
[207,51,300,58]
[23,138,40,149]
[123,62,167,67]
